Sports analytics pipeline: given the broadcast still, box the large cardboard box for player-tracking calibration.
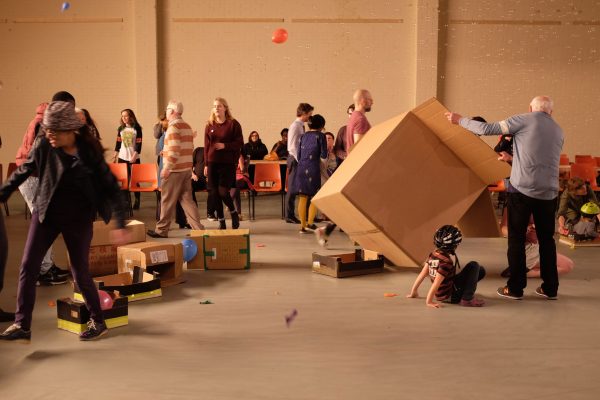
[312,249,384,278]
[68,220,146,277]
[56,295,128,334]
[74,267,162,302]
[117,242,184,287]
[189,229,250,270]
[312,98,510,268]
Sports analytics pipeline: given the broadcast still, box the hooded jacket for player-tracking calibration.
[0,135,127,228]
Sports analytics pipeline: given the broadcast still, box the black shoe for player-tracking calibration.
[0,323,31,343]
[147,229,168,238]
[79,319,108,341]
[207,214,218,222]
[231,212,240,229]
[306,224,318,231]
[535,287,558,300]
[286,217,301,224]
[0,309,15,323]
[49,264,70,278]
[132,199,140,210]
[178,224,192,229]
[497,286,523,300]
[219,219,226,230]
[37,268,68,286]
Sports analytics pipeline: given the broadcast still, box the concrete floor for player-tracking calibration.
[0,193,599,400]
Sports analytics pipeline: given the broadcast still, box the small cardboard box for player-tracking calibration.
[189,229,250,270]
[312,249,384,278]
[312,98,510,267]
[68,220,146,277]
[56,294,128,334]
[117,242,184,287]
[74,267,162,302]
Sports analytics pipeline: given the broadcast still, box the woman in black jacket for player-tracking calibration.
[0,101,128,343]
[242,131,268,160]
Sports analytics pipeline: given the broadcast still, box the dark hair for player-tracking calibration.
[120,108,141,128]
[81,108,101,140]
[472,116,487,123]
[280,128,288,137]
[52,91,75,104]
[76,124,105,163]
[296,103,314,117]
[308,114,325,130]
[347,104,355,114]
[248,130,260,142]
[325,132,335,140]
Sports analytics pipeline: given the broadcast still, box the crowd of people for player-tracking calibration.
[0,90,598,343]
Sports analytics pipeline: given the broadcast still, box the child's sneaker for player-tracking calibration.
[79,319,108,341]
[497,286,523,300]
[535,287,557,300]
[315,227,328,246]
[299,228,310,234]
[0,323,31,343]
[459,297,485,307]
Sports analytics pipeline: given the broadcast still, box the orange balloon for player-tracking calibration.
[272,28,288,44]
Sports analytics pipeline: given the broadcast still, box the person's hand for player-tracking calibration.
[426,301,442,309]
[159,150,164,157]
[406,291,418,299]
[444,112,462,125]
[112,151,118,163]
[130,152,138,163]
[203,166,208,177]
[214,143,225,150]
[558,226,569,236]
[191,173,198,182]
[498,151,513,162]
[161,169,170,180]
[110,228,131,246]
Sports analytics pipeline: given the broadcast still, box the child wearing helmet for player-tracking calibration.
[558,177,600,238]
[571,202,600,240]
[406,225,486,308]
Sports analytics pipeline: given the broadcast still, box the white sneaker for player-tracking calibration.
[315,227,328,246]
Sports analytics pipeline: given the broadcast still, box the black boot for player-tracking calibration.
[231,211,240,229]
[219,219,226,230]
[0,308,15,323]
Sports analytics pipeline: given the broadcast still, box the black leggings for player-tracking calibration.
[450,261,486,303]
[208,162,236,219]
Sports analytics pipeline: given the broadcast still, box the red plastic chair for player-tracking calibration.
[108,163,132,216]
[574,155,594,165]
[559,154,570,166]
[129,164,158,214]
[570,163,600,192]
[252,163,284,219]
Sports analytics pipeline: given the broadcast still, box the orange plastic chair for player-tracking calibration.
[574,155,594,165]
[570,163,600,192]
[129,164,158,214]
[252,163,284,219]
[559,154,570,166]
[595,157,600,168]
[108,163,132,216]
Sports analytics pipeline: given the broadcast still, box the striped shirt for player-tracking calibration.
[163,118,194,172]
[426,250,456,301]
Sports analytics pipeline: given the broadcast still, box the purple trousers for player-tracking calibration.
[16,211,103,330]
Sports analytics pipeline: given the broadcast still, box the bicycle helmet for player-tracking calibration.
[434,225,463,252]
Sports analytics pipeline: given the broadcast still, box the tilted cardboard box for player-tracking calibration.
[312,249,384,278]
[117,242,184,287]
[73,267,162,302]
[312,98,510,267]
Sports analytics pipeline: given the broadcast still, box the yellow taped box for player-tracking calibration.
[117,242,184,287]
[56,295,128,334]
[312,249,384,278]
[73,267,162,302]
[189,229,250,270]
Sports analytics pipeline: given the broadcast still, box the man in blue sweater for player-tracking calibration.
[446,96,563,300]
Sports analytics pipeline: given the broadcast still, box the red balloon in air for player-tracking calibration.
[98,290,114,310]
[272,28,288,44]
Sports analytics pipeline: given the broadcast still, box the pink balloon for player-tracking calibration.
[272,28,288,44]
[98,290,114,310]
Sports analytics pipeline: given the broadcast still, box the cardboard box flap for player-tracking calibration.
[190,229,250,238]
[458,188,501,237]
[412,98,511,184]
[91,220,146,247]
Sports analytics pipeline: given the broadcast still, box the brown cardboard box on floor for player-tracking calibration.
[117,242,184,287]
[189,229,250,270]
[312,249,384,278]
[67,220,146,277]
[312,98,510,268]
